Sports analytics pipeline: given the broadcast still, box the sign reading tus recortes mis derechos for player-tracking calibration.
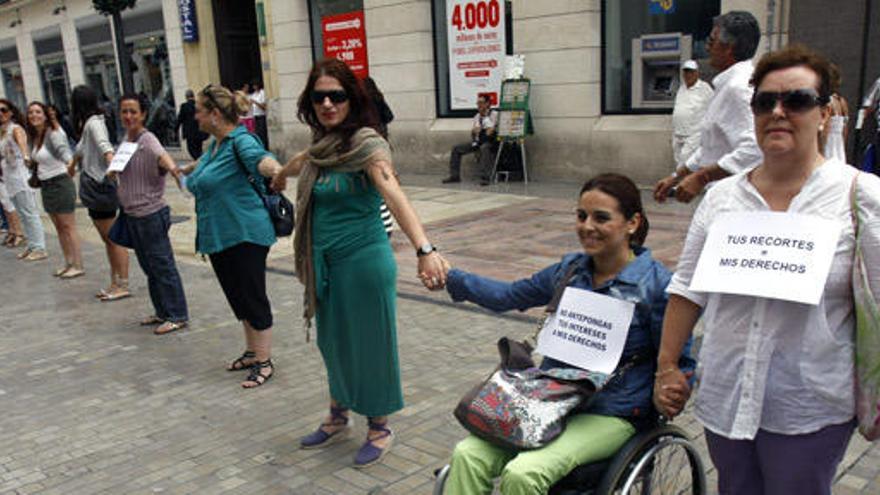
[446,0,506,109]
[322,11,369,78]
[689,211,842,305]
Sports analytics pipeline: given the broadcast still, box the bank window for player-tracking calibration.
[431,0,513,118]
[602,0,720,114]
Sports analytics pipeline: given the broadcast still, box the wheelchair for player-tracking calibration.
[433,417,706,495]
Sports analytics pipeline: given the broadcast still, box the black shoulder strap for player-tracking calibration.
[230,133,267,201]
[545,261,580,314]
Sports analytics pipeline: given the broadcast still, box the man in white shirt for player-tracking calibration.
[671,60,714,169]
[442,95,498,186]
[250,80,268,149]
[654,11,763,203]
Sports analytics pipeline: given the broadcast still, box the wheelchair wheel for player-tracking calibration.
[433,464,451,495]
[596,424,706,495]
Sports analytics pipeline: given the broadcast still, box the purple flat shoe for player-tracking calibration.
[354,420,394,469]
[300,406,350,449]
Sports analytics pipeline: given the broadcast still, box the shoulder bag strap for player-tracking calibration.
[230,133,267,202]
[528,261,582,344]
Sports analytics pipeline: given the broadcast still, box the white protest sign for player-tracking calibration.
[689,211,842,305]
[446,0,507,110]
[536,287,635,374]
[106,142,139,173]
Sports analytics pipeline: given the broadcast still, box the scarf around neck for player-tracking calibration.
[294,127,392,331]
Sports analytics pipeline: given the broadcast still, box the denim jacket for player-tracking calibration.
[446,247,696,422]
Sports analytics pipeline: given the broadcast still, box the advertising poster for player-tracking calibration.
[322,10,369,78]
[446,0,506,109]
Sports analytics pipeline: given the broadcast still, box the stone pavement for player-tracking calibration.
[1,169,878,494]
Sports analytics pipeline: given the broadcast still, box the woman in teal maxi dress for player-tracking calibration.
[273,59,448,468]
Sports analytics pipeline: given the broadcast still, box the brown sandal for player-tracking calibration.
[154,321,187,335]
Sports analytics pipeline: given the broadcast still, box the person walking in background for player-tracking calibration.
[272,59,447,468]
[47,104,76,148]
[859,73,880,171]
[183,84,284,387]
[824,92,849,162]
[250,80,269,149]
[69,85,130,297]
[0,99,47,261]
[26,101,84,276]
[110,93,189,335]
[671,60,714,170]
[654,11,763,203]
[238,82,256,134]
[176,89,208,160]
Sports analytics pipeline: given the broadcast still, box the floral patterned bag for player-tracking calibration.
[851,174,880,441]
[453,263,640,450]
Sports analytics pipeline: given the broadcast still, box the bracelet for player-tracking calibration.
[654,367,679,378]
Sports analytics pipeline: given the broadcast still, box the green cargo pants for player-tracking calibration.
[444,414,635,495]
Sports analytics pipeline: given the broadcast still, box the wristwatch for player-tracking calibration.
[416,242,437,257]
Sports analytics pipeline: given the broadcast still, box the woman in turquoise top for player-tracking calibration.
[272,59,448,468]
[183,85,284,388]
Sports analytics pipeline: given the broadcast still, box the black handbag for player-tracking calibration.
[108,211,133,249]
[231,135,294,237]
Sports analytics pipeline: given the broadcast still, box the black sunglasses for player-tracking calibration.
[310,90,348,104]
[751,88,829,115]
[0,107,9,114]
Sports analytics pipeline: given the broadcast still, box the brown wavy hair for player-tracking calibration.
[296,59,379,151]
[25,101,60,149]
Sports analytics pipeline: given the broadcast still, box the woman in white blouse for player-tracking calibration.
[654,45,880,494]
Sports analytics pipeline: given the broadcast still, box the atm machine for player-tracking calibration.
[631,32,692,110]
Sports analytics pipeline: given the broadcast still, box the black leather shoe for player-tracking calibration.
[442,176,461,184]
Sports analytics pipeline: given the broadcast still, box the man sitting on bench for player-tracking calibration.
[443,95,498,186]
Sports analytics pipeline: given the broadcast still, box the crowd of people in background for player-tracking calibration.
[2,9,880,490]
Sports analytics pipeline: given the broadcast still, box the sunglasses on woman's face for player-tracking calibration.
[751,88,829,115]
[0,107,9,114]
[310,90,348,104]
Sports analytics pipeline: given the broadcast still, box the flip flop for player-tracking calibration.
[140,315,164,326]
[99,289,131,302]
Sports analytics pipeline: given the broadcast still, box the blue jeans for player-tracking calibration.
[127,206,188,322]
[11,190,46,251]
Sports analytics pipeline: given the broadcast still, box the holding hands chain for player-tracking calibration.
[418,251,451,291]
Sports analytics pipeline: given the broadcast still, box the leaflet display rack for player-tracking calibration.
[493,78,533,183]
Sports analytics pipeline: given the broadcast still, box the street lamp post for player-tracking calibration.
[92,0,137,95]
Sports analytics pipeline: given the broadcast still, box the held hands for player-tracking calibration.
[652,367,694,419]
[270,170,287,193]
[66,159,76,178]
[418,252,450,291]
[673,172,707,204]
[653,175,680,203]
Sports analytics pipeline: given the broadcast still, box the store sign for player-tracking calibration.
[178,0,199,42]
[446,0,506,110]
[649,0,676,15]
[322,11,369,78]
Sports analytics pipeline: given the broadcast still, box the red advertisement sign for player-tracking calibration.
[322,11,369,78]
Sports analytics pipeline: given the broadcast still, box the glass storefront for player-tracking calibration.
[79,11,178,146]
[38,56,72,115]
[1,64,26,111]
[602,0,720,114]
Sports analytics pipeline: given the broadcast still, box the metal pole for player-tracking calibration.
[110,11,134,95]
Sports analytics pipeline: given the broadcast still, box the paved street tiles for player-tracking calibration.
[1,174,878,494]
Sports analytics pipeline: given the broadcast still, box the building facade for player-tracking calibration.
[0,0,805,184]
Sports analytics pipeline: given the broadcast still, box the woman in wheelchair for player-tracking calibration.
[440,173,695,494]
